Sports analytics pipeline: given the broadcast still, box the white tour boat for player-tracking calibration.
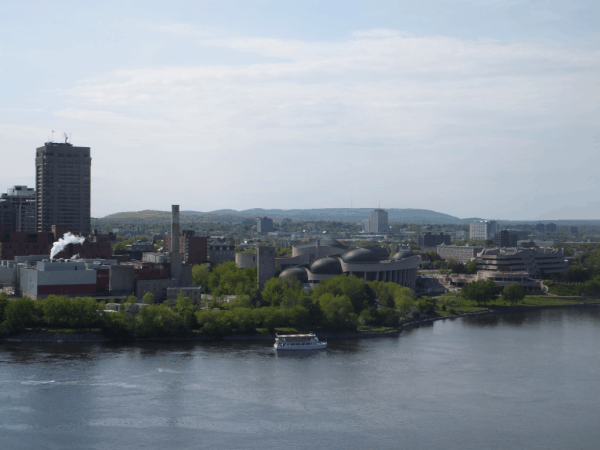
[274,333,327,350]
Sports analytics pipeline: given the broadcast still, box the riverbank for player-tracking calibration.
[4,301,599,344]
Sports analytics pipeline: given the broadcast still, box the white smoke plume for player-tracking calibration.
[50,232,86,259]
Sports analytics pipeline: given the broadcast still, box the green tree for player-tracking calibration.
[2,297,37,333]
[580,277,600,296]
[394,287,417,315]
[465,260,478,274]
[173,291,196,330]
[192,264,211,291]
[462,279,499,306]
[312,274,375,314]
[502,283,525,306]
[208,262,256,298]
[261,277,303,307]
[316,293,357,331]
[0,293,9,324]
[417,297,437,315]
[142,292,156,304]
[448,260,466,274]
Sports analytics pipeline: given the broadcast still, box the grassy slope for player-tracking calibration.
[433,292,594,317]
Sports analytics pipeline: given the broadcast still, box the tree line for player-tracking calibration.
[0,273,419,339]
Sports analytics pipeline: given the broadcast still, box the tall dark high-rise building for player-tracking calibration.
[35,141,91,234]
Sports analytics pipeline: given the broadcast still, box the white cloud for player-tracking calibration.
[40,29,600,217]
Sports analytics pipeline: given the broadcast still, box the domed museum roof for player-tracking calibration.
[279,267,309,283]
[310,257,343,275]
[341,246,389,263]
[392,251,415,260]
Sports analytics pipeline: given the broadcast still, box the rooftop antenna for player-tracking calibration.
[51,130,55,142]
[64,132,69,144]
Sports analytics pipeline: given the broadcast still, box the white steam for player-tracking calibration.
[50,232,86,259]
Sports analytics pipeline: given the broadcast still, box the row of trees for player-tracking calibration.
[461,279,526,307]
[0,273,421,338]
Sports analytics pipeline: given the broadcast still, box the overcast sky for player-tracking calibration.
[1,0,598,220]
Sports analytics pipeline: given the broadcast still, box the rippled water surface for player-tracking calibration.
[1,308,600,450]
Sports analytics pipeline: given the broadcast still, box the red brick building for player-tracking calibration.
[53,232,113,260]
[164,232,207,265]
[0,226,54,260]
[0,226,113,261]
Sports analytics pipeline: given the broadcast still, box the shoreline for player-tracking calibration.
[3,302,599,344]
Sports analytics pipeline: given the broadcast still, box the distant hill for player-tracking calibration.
[206,208,464,222]
[104,210,172,220]
[103,208,470,224]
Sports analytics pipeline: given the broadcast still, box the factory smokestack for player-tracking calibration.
[170,204,183,284]
[172,205,180,253]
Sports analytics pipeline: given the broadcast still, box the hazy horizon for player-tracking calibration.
[1,1,598,220]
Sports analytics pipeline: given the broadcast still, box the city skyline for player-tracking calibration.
[1,1,599,220]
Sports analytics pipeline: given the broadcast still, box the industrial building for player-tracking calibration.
[19,260,110,299]
[0,225,113,262]
[35,140,91,234]
[53,230,113,260]
[280,246,420,289]
[208,242,235,264]
[0,226,55,261]
[164,230,208,265]
[0,186,36,232]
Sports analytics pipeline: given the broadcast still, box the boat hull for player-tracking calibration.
[274,343,327,350]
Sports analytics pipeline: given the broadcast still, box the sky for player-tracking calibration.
[0,0,599,220]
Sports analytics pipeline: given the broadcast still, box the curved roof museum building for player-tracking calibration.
[280,245,421,289]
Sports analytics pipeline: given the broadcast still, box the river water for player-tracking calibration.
[1,308,599,450]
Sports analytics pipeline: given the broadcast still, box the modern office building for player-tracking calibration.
[35,141,91,234]
[256,217,274,233]
[473,247,568,277]
[494,230,518,248]
[0,186,36,232]
[469,220,497,240]
[369,208,389,234]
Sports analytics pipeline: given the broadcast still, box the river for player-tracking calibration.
[1,307,599,449]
